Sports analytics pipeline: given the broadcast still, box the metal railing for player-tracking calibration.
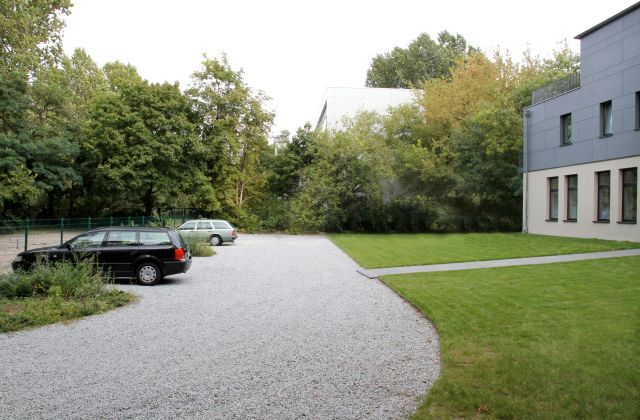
[532,72,580,105]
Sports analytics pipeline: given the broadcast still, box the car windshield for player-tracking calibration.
[178,221,196,230]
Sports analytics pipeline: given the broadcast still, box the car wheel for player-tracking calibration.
[210,235,222,246]
[136,262,162,286]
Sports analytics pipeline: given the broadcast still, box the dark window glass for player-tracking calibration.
[622,168,637,222]
[636,92,640,130]
[561,113,572,145]
[105,231,137,247]
[139,231,172,245]
[597,171,610,221]
[178,221,196,231]
[567,175,578,221]
[549,177,558,220]
[196,221,212,230]
[600,100,612,136]
[69,231,106,249]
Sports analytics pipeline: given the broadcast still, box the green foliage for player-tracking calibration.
[366,31,478,88]
[187,241,215,257]
[0,258,134,333]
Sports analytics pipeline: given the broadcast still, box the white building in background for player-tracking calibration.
[315,87,415,131]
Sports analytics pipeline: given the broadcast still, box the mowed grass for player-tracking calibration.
[330,233,640,268]
[383,257,640,419]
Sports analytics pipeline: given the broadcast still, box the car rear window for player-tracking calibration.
[139,231,172,245]
[213,222,231,229]
[104,231,137,247]
[169,230,188,249]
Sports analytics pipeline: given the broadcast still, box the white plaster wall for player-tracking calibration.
[316,87,415,131]
[525,156,640,241]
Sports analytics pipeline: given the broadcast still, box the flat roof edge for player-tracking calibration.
[575,1,640,39]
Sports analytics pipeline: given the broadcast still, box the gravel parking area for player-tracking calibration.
[0,234,440,419]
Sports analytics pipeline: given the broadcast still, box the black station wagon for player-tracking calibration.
[11,227,192,285]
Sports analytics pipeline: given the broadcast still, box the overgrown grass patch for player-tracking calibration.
[187,240,215,257]
[0,260,135,333]
[330,232,640,268]
[383,257,640,419]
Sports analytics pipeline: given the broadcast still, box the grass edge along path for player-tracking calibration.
[329,232,640,269]
[382,257,640,419]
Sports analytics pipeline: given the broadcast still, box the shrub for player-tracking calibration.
[187,240,215,257]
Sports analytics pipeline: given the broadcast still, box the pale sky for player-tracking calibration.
[62,0,634,137]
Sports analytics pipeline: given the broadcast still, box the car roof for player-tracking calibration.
[182,219,230,223]
[90,226,173,231]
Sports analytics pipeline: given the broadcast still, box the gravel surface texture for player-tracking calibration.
[0,234,440,419]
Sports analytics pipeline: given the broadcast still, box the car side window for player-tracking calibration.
[69,231,107,249]
[104,231,138,247]
[178,222,196,231]
[213,222,229,229]
[196,221,212,230]
[139,231,172,246]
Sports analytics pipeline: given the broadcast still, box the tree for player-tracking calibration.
[84,64,202,215]
[0,0,72,73]
[187,55,273,225]
[365,31,477,88]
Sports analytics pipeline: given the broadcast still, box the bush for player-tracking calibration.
[0,258,109,299]
[187,240,215,257]
[0,258,134,333]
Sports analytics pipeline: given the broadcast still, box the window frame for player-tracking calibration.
[600,100,613,137]
[621,168,637,223]
[566,174,578,222]
[596,171,610,222]
[548,177,559,221]
[560,113,572,145]
[636,92,640,130]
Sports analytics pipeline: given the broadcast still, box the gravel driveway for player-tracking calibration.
[0,234,440,419]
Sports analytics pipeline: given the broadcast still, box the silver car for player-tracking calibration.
[177,219,237,246]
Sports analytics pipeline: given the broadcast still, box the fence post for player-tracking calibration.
[60,217,64,246]
[182,208,186,224]
[24,219,29,252]
[87,216,91,230]
[109,216,113,227]
[127,216,131,226]
[171,209,175,227]
[142,216,145,227]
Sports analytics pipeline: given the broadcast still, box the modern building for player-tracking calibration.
[522,2,640,242]
[315,87,415,131]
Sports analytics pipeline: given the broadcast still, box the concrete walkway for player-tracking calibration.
[358,248,640,278]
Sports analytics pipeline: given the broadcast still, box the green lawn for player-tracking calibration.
[384,257,640,419]
[330,233,640,268]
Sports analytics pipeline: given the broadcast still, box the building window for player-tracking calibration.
[636,92,640,130]
[597,171,610,222]
[561,113,572,145]
[600,100,612,137]
[549,177,558,221]
[622,168,637,223]
[566,175,578,221]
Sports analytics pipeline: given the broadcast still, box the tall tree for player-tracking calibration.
[187,55,273,223]
[366,31,477,88]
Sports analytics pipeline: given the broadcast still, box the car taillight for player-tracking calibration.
[232,229,236,236]
[174,248,185,261]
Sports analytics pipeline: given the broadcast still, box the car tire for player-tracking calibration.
[209,235,222,246]
[136,262,162,286]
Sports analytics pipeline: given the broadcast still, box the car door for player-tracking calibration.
[196,221,213,242]
[177,221,197,241]
[66,230,107,264]
[100,230,138,278]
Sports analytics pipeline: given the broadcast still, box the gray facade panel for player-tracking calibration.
[525,7,640,173]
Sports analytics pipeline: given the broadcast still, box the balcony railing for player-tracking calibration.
[531,72,580,105]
